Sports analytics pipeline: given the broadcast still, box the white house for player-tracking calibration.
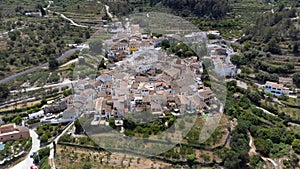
[28,110,44,119]
[107,50,116,58]
[141,87,150,96]
[207,30,221,39]
[264,81,289,96]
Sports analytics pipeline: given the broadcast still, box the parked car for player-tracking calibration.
[46,113,52,117]
[30,165,38,169]
[30,152,36,158]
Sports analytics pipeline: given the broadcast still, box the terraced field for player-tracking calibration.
[48,0,106,27]
[0,0,47,18]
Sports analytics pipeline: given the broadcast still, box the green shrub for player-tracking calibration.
[207,34,216,39]
[292,139,300,154]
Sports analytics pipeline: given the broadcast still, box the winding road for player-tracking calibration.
[60,14,88,28]
[11,122,74,169]
[1,1,88,84]
[45,0,88,28]
[0,26,26,37]
[0,0,113,84]
[0,48,81,84]
[105,5,113,18]
[248,132,279,169]
[11,130,40,169]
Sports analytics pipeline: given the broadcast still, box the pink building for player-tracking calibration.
[0,124,30,142]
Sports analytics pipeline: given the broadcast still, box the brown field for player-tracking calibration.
[55,145,172,169]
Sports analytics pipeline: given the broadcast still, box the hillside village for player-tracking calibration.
[13,16,294,137]
[0,1,299,168]
[66,19,237,132]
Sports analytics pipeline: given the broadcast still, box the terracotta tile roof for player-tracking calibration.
[131,82,139,89]
[156,82,163,86]
[135,76,149,82]
[265,81,284,89]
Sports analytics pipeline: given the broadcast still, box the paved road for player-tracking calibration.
[105,5,113,18]
[0,0,87,84]
[46,0,88,28]
[10,80,77,94]
[48,121,74,169]
[60,14,88,28]
[11,130,40,169]
[0,48,81,84]
[11,122,74,169]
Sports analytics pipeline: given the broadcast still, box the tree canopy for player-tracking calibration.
[161,0,230,19]
[48,57,59,69]
[293,72,300,87]
[0,84,9,100]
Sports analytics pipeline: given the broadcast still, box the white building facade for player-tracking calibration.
[264,81,289,96]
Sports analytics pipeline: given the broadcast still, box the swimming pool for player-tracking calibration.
[0,144,5,151]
